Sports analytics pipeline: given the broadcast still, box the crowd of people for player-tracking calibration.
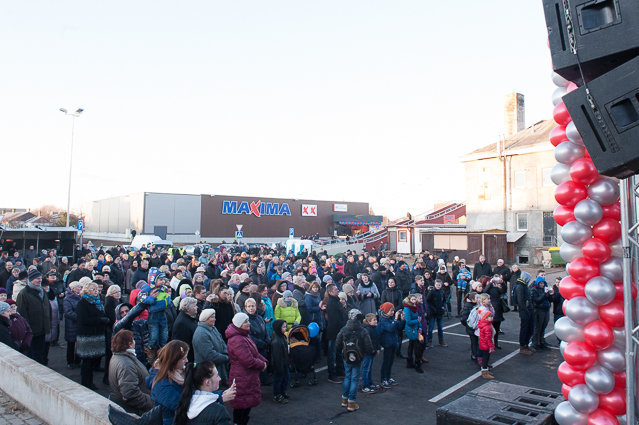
[0,243,564,424]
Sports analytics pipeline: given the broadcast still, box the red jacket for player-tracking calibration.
[226,323,267,410]
[478,319,494,351]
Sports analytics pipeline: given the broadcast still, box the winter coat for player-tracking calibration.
[493,265,511,282]
[403,302,421,341]
[16,285,51,337]
[460,300,476,331]
[210,301,234,342]
[304,291,323,329]
[325,295,348,340]
[245,311,270,355]
[261,296,274,335]
[473,261,492,280]
[147,369,182,425]
[550,285,565,317]
[11,279,26,301]
[8,313,32,353]
[395,269,413,296]
[377,314,404,347]
[514,279,533,311]
[478,319,495,351]
[225,324,267,410]
[270,323,289,374]
[113,302,151,366]
[193,322,229,382]
[76,297,108,358]
[364,323,381,351]
[456,268,472,291]
[531,285,551,311]
[357,282,380,316]
[292,287,308,323]
[426,288,445,318]
[63,289,81,342]
[370,271,390,294]
[183,393,231,425]
[0,316,18,350]
[381,286,403,311]
[109,351,154,416]
[485,282,506,322]
[335,319,374,364]
[274,298,301,329]
[172,312,198,362]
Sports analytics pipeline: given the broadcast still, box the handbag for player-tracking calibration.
[500,298,511,313]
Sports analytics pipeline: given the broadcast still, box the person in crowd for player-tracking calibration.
[6,268,20,299]
[377,302,404,389]
[63,280,82,367]
[76,281,108,389]
[335,308,372,412]
[381,277,403,313]
[361,313,381,393]
[478,310,495,379]
[145,269,172,356]
[325,283,347,384]
[132,259,149,286]
[235,281,253,315]
[395,261,413,299]
[455,260,471,317]
[0,302,18,350]
[226,312,268,425]
[493,259,511,283]
[356,273,380,316]
[41,279,58,363]
[484,276,506,349]
[5,299,31,353]
[291,276,308,323]
[509,264,522,311]
[270,319,290,404]
[460,291,479,361]
[192,308,229,385]
[274,290,301,330]
[108,329,154,415]
[16,269,51,365]
[531,274,552,350]
[104,284,123,383]
[114,288,158,367]
[473,255,492,281]
[426,280,447,348]
[550,276,565,345]
[304,281,323,363]
[435,265,453,318]
[147,340,190,425]
[514,271,534,355]
[173,297,199,362]
[403,294,424,373]
[243,297,270,383]
[271,281,288,309]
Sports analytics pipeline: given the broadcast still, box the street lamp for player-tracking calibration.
[59,107,84,228]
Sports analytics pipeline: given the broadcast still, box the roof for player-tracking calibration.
[462,119,557,162]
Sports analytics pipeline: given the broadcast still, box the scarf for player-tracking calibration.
[82,293,104,311]
[170,369,185,386]
[27,281,45,300]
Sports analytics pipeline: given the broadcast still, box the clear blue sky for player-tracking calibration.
[1,1,554,219]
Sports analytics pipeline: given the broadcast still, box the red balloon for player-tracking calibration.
[583,320,614,350]
[601,203,621,221]
[564,340,597,370]
[599,300,625,328]
[554,102,572,126]
[593,218,621,243]
[570,157,599,185]
[562,299,567,315]
[558,361,586,386]
[613,371,626,389]
[555,181,588,207]
[550,125,568,147]
[567,82,578,92]
[559,276,586,299]
[587,408,619,425]
[554,205,576,226]
[582,238,611,263]
[561,384,572,400]
[599,387,626,415]
[568,257,601,283]
[613,281,637,301]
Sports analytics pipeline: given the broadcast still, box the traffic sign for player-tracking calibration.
[78,220,84,231]
[235,231,243,239]
[236,224,243,231]
[289,228,294,238]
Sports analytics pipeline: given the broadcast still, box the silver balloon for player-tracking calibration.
[612,327,626,350]
[588,177,620,206]
[566,121,584,145]
[561,221,593,245]
[565,297,599,325]
[598,345,625,373]
[585,276,616,306]
[551,163,572,185]
[574,199,603,226]
[555,401,588,425]
[618,415,627,424]
[600,256,623,282]
[560,341,569,357]
[560,242,583,263]
[585,365,615,394]
[568,384,599,414]
[553,72,571,88]
[555,141,585,165]
[553,86,568,106]
[609,240,623,258]
[554,316,585,342]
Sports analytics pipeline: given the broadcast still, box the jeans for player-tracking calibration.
[342,361,361,401]
[380,345,395,381]
[273,370,289,396]
[519,309,534,347]
[147,312,168,349]
[327,339,344,378]
[533,309,550,346]
[361,354,375,387]
[427,315,444,342]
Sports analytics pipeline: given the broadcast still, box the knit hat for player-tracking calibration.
[282,290,293,298]
[338,292,347,301]
[147,267,166,286]
[397,260,406,267]
[348,308,363,321]
[238,281,250,293]
[199,308,216,322]
[28,269,42,282]
[322,275,333,283]
[196,266,206,273]
[232,312,249,328]
[5,299,16,306]
[46,269,58,277]
[282,272,292,280]
[18,270,28,280]
[379,302,394,315]
[342,283,354,294]
[0,288,6,295]
[0,302,10,315]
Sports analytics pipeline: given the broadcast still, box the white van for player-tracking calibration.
[130,235,173,249]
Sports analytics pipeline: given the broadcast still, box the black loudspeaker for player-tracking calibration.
[563,55,639,178]
[543,0,639,83]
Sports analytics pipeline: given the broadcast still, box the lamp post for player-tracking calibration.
[59,108,84,228]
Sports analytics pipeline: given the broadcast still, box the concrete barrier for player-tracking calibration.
[0,343,115,425]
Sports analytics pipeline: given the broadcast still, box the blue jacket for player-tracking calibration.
[304,292,324,329]
[403,304,421,341]
[261,296,275,336]
[376,315,404,347]
[456,268,471,290]
[146,369,182,425]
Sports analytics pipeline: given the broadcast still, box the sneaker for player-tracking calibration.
[282,393,290,400]
[347,400,359,412]
[381,380,392,389]
[372,384,382,391]
[362,386,377,394]
[328,377,344,384]
[438,341,448,347]
[388,378,398,386]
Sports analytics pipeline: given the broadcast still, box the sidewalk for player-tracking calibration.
[0,389,44,425]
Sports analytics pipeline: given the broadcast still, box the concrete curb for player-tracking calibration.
[0,343,115,425]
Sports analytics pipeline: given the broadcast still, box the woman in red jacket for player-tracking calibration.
[226,312,268,425]
[478,310,495,380]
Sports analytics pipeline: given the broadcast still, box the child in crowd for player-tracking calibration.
[377,302,404,389]
[478,310,495,379]
[142,268,172,357]
[361,313,381,393]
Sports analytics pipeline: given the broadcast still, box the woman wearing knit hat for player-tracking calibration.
[5,299,31,354]
[226,312,268,425]
[377,302,404,389]
[274,290,301,330]
[0,301,18,350]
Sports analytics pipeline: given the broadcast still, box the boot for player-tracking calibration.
[519,347,533,355]
[415,364,424,374]
[341,397,348,407]
[347,400,359,412]
[426,340,433,348]
[481,369,494,380]
[438,340,448,347]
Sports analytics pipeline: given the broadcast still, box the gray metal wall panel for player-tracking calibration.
[143,193,201,235]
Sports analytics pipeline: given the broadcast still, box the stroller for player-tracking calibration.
[287,324,318,387]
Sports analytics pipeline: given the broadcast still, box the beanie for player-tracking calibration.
[28,269,42,282]
[348,308,363,321]
[379,302,394,315]
[232,312,249,328]
[0,302,10,315]
[18,270,28,280]
[238,281,250,293]
[0,288,7,295]
[342,283,354,294]
[322,275,333,283]
[338,292,347,301]
[282,272,292,280]
[282,290,293,298]
[199,308,216,322]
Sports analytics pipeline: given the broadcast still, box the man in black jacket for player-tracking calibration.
[473,255,492,281]
[514,272,534,355]
[493,259,511,283]
[325,283,347,383]
[16,269,51,364]
[395,261,413,299]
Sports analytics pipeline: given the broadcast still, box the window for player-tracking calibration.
[515,170,526,189]
[516,213,528,231]
[543,211,557,246]
[542,168,553,186]
[398,230,408,242]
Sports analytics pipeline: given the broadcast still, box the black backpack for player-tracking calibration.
[343,330,363,364]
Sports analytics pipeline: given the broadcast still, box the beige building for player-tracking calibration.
[461,119,560,265]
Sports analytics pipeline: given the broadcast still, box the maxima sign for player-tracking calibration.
[222,200,291,217]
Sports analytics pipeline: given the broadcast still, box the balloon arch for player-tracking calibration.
[550,73,637,425]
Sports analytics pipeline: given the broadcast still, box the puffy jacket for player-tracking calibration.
[456,268,472,290]
[395,269,413,296]
[514,279,533,311]
[8,312,32,353]
[192,322,229,383]
[478,319,494,351]
[304,292,323,329]
[147,369,182,425]
[381,286,403,311]
[184,395,232,425]
[377,314,404,347]
[225,324,267,410]
[273,298,301,329]
[108,351,153,415]
[531,285,551,310]
[364,323,381,351]
[335,319,374,365]
[0,316,17,350]
[245,311,270,354]
[403,301,421,341]
[270,321,289,374]
[261,296,274,335]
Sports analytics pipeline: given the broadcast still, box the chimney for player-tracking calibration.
[504,92,525,138]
